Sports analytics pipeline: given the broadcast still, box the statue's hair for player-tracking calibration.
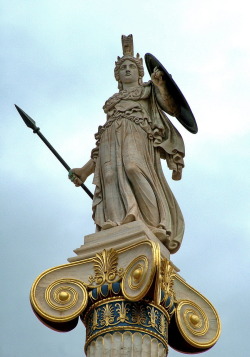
[114,54,144,83]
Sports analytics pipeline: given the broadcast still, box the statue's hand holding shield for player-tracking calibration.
[151,67,165,89]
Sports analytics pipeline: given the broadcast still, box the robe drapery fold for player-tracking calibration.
[91,83,185,253]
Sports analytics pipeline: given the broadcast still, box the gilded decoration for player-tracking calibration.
[31,278,88,322]
[30,241,161,325]
[131,304,147,325]
[30,236,220,354]
[100,303,115,326]
[153,256,176,316]
[169,275,221,351]
[84,298,169,351]
[147,306,158,328]
[128,256,148,290]
[159,258,176,317]
[159,313,167,335]
[115,301,130,322]
[88,249,124,287]
[177,300,209,337]
[160,259,176,300]
[121,241,159,301]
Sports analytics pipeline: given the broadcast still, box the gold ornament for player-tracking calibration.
[161,259,176,302]
[88,248,124,286]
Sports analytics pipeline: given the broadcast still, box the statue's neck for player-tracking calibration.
[121,83,141,90]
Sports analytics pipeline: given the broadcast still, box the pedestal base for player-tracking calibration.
[68,221,171,263]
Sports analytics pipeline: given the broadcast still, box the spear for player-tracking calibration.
[15,105,93,199]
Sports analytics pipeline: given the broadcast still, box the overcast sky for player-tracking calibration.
[1,1,250,356]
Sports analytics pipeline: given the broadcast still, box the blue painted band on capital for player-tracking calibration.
[89,282,122,301]
[84,298,169,344]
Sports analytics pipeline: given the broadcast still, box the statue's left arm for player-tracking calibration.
[150,68,184,181]
[151,67,180,117]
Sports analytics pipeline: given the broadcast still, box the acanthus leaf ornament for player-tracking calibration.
[161,259,176,304]
[115,301,130,323]
[88,248,124,286]
[147,306,158,328]
[100,303,115,327]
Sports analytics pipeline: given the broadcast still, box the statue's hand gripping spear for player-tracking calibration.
[15,105,93,199]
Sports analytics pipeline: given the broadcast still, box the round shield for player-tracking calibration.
[145,53,198,134]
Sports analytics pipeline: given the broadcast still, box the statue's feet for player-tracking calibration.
[102,220,119,230]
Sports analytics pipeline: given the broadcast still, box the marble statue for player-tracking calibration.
[69,35,185,254]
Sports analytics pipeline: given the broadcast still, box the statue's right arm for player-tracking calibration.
[68,159,95,187]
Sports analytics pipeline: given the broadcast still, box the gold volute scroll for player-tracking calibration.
[168,275,221,352]
[180,300,209,336]
[121,241,159,301]
[31,277,88,322]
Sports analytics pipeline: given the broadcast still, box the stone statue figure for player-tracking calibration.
[69,35,185,253]
[23,34,219,355]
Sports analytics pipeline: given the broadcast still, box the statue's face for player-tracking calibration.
[119,59,139,85]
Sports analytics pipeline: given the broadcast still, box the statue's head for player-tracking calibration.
[114,35,144,90]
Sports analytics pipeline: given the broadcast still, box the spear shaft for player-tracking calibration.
[15,105,93,199]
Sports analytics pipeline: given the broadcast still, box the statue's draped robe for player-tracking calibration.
[91,83,185,253]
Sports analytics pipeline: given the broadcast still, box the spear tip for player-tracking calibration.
[15,104,38,131]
